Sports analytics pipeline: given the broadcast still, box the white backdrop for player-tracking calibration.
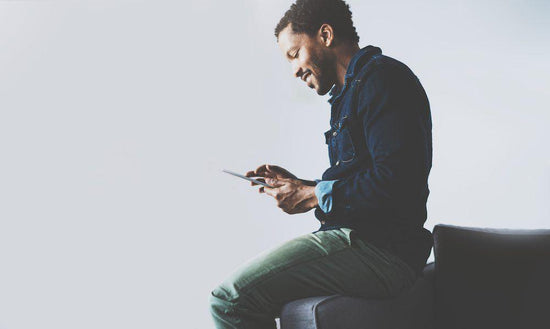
[0,0,549,328]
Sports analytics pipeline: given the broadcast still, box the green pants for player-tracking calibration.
[209,228,417,329]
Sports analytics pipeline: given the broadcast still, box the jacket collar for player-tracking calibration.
[328,45,382,104]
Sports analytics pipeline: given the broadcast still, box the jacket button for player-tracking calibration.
[321,221,326,224]
[335,160,340,166]
[333,131,337,137]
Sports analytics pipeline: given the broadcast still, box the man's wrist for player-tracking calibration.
[299,178,318,187]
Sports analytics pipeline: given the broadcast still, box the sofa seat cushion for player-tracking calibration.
[279,264,434,329]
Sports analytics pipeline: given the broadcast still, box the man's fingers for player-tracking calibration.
[254,164,269,175]
[250,178,266,186]
[266,164,297,179]
[248,164,296,181]
[247,165,269,176]
[265,164,280,172]
[266,177,292,187]
[255,164,285,176]
[263,186,277,198]
[266,164,288,175]
[264,178,279,188]
[246,165,272,178]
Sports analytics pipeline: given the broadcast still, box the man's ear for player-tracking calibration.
[319,24,334,47]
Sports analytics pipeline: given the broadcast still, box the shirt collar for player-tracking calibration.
[328,45,382,104]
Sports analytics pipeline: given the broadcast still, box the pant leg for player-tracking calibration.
[209,228,417,329]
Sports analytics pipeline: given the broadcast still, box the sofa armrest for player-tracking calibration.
[280,263,435,329]
[423,261,435,281]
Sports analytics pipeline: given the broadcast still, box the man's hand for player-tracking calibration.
[246,164,317,189]
[245,164,319,214]
[261,177,318,214]
[245,164,298,182]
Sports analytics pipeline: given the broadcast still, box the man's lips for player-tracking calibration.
[301,71,311,82]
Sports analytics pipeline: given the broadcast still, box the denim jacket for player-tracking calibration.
[314,46,433,274]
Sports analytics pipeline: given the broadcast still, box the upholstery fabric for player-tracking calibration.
[433,224,550,329]
[279,263,435,329]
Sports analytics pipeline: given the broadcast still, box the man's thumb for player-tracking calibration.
[266,164,279,173]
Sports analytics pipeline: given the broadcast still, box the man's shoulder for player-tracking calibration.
[350,53,424,115]
[355,53,416,83]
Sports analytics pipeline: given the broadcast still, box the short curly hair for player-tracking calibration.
[275,0,359,44]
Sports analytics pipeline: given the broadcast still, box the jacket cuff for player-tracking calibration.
[314,180,338,213]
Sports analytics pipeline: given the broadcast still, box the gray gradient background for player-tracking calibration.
[0,0,549,328]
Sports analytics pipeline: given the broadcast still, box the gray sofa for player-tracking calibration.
[280,224,550,329]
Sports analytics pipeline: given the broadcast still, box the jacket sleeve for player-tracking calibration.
[326,64,432,218]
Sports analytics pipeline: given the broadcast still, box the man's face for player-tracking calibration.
[277,25,336,95]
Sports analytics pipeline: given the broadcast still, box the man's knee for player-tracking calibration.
[209,277,247,314]
[209,275,266,316]
[209,282,277,329]
[209,282,237,324]
[209,257,268,308]
[211,280,239,303]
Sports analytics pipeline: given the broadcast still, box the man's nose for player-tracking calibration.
[292,62,302,79]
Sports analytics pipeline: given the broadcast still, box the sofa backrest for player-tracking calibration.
[433,224,550,329]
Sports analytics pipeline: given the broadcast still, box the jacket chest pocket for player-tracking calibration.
[324,116,357,166]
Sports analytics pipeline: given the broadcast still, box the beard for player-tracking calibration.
[307,50,336,96]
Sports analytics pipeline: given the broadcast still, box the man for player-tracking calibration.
[209,0,433,328]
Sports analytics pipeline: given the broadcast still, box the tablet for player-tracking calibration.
[222,169,275,188]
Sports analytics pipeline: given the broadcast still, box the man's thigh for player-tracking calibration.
[212,228,416,315]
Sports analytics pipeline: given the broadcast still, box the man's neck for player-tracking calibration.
[334,43,361,89]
